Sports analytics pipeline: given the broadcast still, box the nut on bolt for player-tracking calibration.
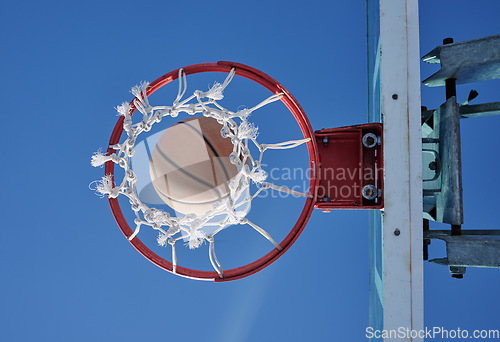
[362,133,379,148]
[362,185,378,200]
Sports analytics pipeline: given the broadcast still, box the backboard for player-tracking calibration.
[367,0,424,340]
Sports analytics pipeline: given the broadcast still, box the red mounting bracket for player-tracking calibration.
[314,123,383,211]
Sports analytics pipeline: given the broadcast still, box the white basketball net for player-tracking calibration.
[90,68,310,277]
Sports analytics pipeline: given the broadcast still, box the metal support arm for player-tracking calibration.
[425,230,500,277]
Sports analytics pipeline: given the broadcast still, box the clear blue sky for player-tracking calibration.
[1,1,499,341]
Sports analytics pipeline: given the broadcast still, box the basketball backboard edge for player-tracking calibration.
[368,0,424,340]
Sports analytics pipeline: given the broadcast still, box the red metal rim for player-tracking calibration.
[105,61,320,281]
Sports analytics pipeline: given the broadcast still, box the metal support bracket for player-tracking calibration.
[422,34,500,86]
[425,230,500,277]
[422,101,500,120]
[314,123,383,211]
[422,97,463,225]
[421,35,500,277]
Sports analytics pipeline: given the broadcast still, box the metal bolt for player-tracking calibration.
[394,228,401,236]
[443,37,454,45]
[392,94,398,100]
[362,133,378,148]
[362,185,378,200]
[449,265,465,278]
[428,161,437,171]
[322,196,331,203]
[443,38,456,100]
[322,137,329,146]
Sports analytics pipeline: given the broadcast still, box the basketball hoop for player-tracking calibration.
[91,61,320,281]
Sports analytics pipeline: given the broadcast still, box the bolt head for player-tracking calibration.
[362,185,378,200]
[365,187,374,197]
[443,37,454,45]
